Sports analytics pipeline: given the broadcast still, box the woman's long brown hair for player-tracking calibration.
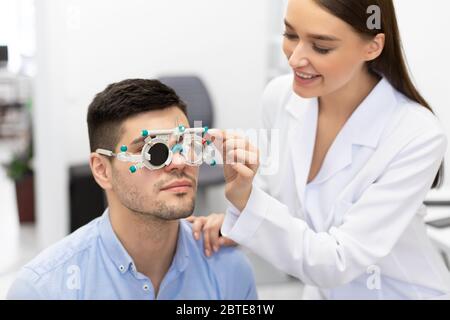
[314,0,444,188]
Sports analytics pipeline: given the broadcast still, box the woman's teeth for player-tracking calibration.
[296,72,319,79]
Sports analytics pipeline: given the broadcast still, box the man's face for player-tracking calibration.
[110,106,198,220]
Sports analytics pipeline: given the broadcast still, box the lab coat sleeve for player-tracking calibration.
[221,128,447,288]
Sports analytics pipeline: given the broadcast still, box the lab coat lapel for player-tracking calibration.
[310,121,354,186]
[312,78,398,185]
[287,95,318,206]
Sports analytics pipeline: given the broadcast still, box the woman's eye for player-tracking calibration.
[283,32,299,41]
[313,45,332,55]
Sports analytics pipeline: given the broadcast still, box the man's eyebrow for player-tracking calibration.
[284,19,341,41]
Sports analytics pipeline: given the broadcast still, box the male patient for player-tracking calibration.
[7,79,257,300]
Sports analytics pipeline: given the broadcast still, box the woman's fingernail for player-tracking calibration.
[194,232,199,240]
[205,250,211,257]
[213,246,219,252]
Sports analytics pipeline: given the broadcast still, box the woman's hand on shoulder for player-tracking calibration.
[186,213,237,257]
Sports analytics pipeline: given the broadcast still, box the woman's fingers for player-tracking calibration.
[204,214,223,256]
[203,225,212,257]
[206,218,221,253]
[205,130,258,162]
[226,149,259,168]
[230,163,256,178]
[219,237,238,247]
[190,216,206,241]
[196,213,227,257]
[187,214,233,256]
[223,139,258,162]
[224,138,258,154]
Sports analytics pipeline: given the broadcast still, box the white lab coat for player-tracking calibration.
[221,75,450,300]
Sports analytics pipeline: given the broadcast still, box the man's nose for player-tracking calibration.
[164,151,186,172]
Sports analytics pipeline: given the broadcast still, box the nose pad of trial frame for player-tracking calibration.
[169,144,185,165]
[171,143,183,154]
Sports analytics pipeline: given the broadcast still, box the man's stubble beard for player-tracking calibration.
[111,167,196,222]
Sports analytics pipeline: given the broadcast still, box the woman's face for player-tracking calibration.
[283,0,379,98]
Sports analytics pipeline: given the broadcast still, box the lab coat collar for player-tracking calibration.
[347,77,398,149]
[287,77,398,204]
[286,77,397,148]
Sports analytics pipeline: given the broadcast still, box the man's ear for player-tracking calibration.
[90,153,113,190]
[364,33,385,62]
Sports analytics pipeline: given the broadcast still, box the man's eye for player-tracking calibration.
[134,143,145,152]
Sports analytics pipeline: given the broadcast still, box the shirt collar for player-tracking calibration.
[174,220,190,272]
[98,209,190,275]
[98,209,134,274]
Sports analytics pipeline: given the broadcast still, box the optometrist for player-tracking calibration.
[188,0,450,300]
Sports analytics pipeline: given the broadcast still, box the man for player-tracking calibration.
[7,79,257,300]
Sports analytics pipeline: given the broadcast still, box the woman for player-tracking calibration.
[189,0,450,299]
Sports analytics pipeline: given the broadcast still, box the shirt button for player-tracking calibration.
[119,265,125,272]
[143,284,150,291]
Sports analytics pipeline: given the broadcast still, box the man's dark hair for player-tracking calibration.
[87,79,187,153]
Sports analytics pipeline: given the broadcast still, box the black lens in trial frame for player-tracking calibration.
[147,142,170,167]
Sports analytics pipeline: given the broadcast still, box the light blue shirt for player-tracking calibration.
[7,210,257,300]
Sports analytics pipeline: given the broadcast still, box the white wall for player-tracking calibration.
[395,0,450,197]
[34,0,270,247]
[0,0,35,72]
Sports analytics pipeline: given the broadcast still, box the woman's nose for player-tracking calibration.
[288,44,309,69]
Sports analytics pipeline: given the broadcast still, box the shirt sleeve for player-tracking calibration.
[221,128,447,288]
[231,251,258,300]
[7,268,45,300]
[215,247,258,300]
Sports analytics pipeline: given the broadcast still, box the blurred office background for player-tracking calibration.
[1,0,450,300]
